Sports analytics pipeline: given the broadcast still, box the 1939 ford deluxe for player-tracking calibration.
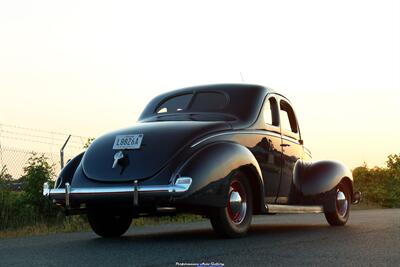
[43,84,361,238]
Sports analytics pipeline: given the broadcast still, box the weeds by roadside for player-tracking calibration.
[0,214,204,239]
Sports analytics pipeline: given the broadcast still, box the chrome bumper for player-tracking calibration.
[43,177,192,208]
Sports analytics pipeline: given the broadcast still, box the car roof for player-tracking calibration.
[139,83,277,127]
[159,83,274,95]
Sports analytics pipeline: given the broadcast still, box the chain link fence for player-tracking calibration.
[0,123,90,181]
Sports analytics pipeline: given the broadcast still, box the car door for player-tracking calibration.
[259,95,283,203]
[277,98,303,204]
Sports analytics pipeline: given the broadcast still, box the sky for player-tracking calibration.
[0,0,399,169]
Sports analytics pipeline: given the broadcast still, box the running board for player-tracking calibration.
[267,204,324,214]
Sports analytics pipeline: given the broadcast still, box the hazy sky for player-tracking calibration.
[1,0,399,169]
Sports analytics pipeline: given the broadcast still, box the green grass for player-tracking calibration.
[0,214,204,239]
[0,215,89,238]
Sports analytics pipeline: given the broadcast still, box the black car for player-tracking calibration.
[43,84,361,238]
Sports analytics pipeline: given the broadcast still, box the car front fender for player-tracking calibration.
[294,160,353,196]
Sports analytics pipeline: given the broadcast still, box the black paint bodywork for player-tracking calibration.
[56,84,354,214]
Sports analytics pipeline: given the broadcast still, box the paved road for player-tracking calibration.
[0,209,399,266]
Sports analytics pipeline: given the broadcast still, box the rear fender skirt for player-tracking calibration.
[173,142,264,209]
[294,160,353,196]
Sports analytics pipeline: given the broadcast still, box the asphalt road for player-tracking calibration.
[0,209,399,267]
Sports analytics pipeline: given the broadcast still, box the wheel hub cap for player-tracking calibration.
[227,181,247,224]
[336,190,349,217]
[229,191,242,215]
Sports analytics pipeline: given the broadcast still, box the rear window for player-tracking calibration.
[156,93,192,114]
[190,92,228,110]
[156,92,228,114]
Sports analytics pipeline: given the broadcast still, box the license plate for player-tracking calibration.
[113,134,143,150]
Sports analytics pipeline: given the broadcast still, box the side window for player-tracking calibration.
[280,100,298,134]
[263,97,279,127]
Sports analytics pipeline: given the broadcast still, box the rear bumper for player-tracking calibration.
[43,177,192,208]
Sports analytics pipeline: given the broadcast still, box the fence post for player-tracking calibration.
[60,135,71,169]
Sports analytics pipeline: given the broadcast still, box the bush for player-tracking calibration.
[0,154,64,230]
[353,154,400,208]
[22,153,55,214]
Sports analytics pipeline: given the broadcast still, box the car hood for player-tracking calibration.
[82,121,231,182]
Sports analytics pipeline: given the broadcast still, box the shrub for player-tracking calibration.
[22,153,55,214]
[0,154,62,230]
[353,154,400,208]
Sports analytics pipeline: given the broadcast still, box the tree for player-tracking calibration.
[387,154,400,171]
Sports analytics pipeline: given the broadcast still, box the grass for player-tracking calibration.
[0,216,89,239]
[0,214,204,239]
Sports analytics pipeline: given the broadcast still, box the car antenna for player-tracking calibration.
[240,72,245,83]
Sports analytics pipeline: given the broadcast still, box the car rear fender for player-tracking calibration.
[55,152,84,188]
[173,142,264,209]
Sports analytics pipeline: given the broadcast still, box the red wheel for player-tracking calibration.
[209,171,253,238]
[227,180,248,224]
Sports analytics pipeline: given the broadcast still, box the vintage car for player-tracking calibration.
[43,84,361,238]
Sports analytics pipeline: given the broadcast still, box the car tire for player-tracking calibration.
[209,171,253,238]
[323,181,351,226]
[87,209,132,238]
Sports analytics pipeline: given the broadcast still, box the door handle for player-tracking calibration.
[280,144,290,147]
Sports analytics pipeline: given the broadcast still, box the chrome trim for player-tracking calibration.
[65,183,71,208]
[133,180,138,206]
[267,204,324,214]
[42,177,192,201]
[281,135,301,145]
[190,130,307,149]
[112,151,124,169]
[191,130,282,148]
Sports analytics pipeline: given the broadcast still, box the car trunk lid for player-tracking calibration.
[82,121,230,182]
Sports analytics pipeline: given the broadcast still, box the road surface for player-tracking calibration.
[0,209,399,266]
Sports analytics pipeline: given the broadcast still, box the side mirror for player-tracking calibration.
[299,139,304,145]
